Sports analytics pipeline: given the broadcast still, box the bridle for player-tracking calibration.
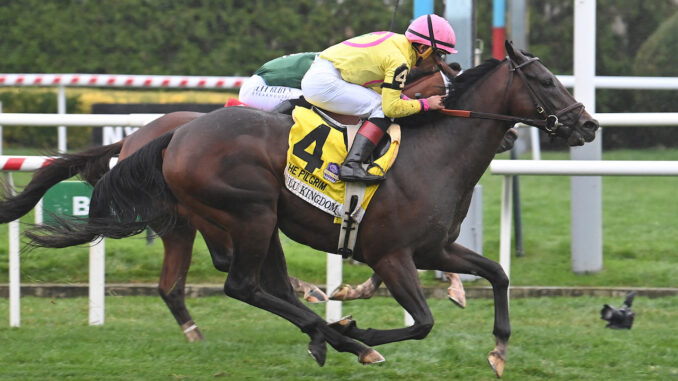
[440,55,585,137]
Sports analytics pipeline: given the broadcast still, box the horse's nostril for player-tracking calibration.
[584,119,600,131]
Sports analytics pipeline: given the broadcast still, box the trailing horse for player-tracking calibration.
[24,42,598,376]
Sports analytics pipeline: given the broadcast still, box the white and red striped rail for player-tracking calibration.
[0,73,248,89]
[0,156,54,171]
[4,73,678,91]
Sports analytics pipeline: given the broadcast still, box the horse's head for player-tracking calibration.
[505,41,599,146]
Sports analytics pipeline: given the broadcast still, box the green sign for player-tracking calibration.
[43,181,94,225]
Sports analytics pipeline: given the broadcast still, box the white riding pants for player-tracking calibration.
[301,58,384,119]
[238,74,304,111]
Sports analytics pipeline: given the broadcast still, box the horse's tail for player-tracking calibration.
[0,142,123,223]
[25,132,177,248]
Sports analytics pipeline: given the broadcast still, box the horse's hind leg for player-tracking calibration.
[330,271,466,307]
[332,250,436,346]
[425,242,510,378]
[154,221,204,342]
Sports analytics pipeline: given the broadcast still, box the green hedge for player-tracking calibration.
[603,10,678,149]
[0,90,87,149]
[0,0,415,76]
[1,1,677,148]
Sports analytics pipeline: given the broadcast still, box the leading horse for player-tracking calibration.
[25,42,598,377]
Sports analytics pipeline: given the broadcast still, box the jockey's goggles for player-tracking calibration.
[417,46,447,61]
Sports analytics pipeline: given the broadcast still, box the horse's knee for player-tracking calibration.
[211,257,230,272]
[490,264,510,289]
[158,286,171,301]
[412,320,434,340]
[223,278,253,302]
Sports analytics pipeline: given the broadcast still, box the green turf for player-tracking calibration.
[1,295,676,380]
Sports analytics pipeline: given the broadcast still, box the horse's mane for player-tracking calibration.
[397,58,504,127]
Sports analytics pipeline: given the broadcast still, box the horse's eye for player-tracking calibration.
[541,78,555,87]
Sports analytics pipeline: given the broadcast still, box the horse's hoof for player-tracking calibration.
[488,350,506,378]
[304,288,329,303]
[184,328,205,342]
[329,284,352,301]
[448,292,466,309]
[328,315,355,334]
[358,348,385,364]
[181,321,204,342]
[308,341,327,367]
[446,274,467,308]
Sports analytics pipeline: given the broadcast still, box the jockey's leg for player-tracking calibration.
[339,117,390,184]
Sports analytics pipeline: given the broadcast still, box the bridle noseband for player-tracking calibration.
[440,55,586,137]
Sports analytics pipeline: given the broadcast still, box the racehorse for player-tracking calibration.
[0,67,458,341]
[24,42,598,377]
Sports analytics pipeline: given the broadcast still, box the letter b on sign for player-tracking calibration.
[73,196,90,216]
[43,181,93,225]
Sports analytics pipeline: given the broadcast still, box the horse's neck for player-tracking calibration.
[393,67,512,224]
[429,64,511,175]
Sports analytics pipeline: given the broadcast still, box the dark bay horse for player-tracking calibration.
[24,42,598,376]
[0,68,456,341]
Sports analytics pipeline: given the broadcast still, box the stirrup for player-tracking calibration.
[339,162,385,184]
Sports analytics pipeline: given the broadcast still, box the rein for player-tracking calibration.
[440,56,585,136]
[439,108,557,130]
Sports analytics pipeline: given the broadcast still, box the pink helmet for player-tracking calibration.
[406,14,457,54]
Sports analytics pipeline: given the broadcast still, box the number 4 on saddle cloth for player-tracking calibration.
[285,106,400,255]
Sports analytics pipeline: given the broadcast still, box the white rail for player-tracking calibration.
[2,155,108,327]
[556,75,678,90]
[2,112,678,128]
[490,160,678,279]
[0,113,163,127]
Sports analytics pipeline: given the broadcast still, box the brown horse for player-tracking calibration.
[0,68,458,341]
[25,42,598,376]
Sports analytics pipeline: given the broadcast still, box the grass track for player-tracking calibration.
[1,295,677,380]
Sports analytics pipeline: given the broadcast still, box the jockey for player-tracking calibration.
[301,14,457,184]
[238,52,317,111]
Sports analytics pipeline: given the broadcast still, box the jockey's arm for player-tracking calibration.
[380,58,440,118]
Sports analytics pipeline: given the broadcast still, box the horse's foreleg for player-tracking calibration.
[288,276,328,303]
[427,243,510,378]
[330,273,382,301]
[155,222,204,342]
[332,250,435,346]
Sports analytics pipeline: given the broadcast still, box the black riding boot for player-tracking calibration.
[339,119,388,184]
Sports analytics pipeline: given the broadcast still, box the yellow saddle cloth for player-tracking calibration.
[285,106,400,223]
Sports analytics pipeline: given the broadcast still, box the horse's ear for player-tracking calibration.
[505,40,517,61]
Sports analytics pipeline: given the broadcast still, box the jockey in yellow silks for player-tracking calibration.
[301,14,458,184]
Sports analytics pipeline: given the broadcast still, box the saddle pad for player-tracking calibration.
[285,106,400,222]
